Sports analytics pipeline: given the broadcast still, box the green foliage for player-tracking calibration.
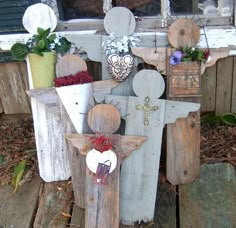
[0,154,5,165]
[10,27,71,61]
[201,112,236,126]
[12,159,26,193]
[182,47,208,62]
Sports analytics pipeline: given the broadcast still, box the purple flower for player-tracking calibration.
[169,51,182,65]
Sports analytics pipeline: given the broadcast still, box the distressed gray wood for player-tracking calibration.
[0,98,3,113]
[201,64,217,112]
[70,205,85,228]
[94,70,200,225]
[104,7,136,36]
[179,163,236,227]
[0,176,42,228]
[34,181,73,228]
[0,63,31,114]
[216,57,233,114]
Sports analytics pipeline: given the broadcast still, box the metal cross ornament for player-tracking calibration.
[136,96,158,126]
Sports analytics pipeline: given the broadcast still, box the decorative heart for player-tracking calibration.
[107,54,134,82]
[86,149,117,174]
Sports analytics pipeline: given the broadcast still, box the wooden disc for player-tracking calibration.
[104,7,136,36]
[22,3,57,34]
[87,104,121,134]
[56,55,87,77]
[168,19,200,48]
[133,69,165,99]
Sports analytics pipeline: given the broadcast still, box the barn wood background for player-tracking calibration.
[0,56,235,115]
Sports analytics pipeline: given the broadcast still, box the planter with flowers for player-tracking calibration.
[10,27,71,89]
[102,33,140,82]
[168,47,210,97]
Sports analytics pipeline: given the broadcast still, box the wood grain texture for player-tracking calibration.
[216,57,233,115]
[0,176,42,228]
[56,54,87,77]
[179,163,236,228]
[0,63,31,114]
[34,181,73,228]
[30,96,71,182]
[0,98,3,113]
[231,57,236,112]
[168,19,200,48]
[70,205,85,228]
[201,64,217,112]
[166,49,200,186]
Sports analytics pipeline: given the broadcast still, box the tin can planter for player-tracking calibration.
[28,52,56,89]
[107,53,134,82]
[169,61,201,97]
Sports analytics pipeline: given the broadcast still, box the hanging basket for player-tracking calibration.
[169,61,201,97]
[107,53,134,82]
[28,52,56,89]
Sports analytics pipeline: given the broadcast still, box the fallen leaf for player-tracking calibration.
[12,160,26,193]
[61,212,72,218]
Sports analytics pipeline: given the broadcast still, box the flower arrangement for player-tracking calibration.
[10,27,71,61]
[170,47,210,65]
[54,71,93,87]
[102,33,141,56]
[89,133,113,153]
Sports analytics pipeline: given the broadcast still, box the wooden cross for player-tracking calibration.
[66,104,146,228]
[136,96,159,126]
[94,69,200,224]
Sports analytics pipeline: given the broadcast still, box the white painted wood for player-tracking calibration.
[94,69,200,224]
[22,3,58,34]
[56,83,92,133]
[30,96,70,182]
[86,149,117,174]
[104,7,136,36]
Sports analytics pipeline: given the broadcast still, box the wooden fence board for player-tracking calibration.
[179,163,236,228]
[0,98,3,113]
[216,57,233,115]
[232,57,236,113]
[34,181,73,228]
[0,176,42,228]
[70,205,85,228]
[201,64,217,112]
[0,63,31,114]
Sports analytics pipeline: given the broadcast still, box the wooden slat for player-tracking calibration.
[231,57,236,112]
[34,181,73,228]
[0,98,3,113]
[179,163,236,227]
[70,205,85,228]
[0,176,43,228]
[216,57,233,115]
[201,64,217,112]
[0,62,31,114]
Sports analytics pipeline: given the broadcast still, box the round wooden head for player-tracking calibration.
[22,3,57,34]
[87,104,121,134]
[168,18,200,48]
[132,70,165,99]
[104,7,136,36]
[56,55,87,78]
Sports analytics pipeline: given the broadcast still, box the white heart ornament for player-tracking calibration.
[86,149,117,174]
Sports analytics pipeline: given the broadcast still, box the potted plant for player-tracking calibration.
[10,27,71,89]
[102,33,140,82]
[169,47,210,97]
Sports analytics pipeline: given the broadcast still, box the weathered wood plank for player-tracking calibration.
[179,163,236,227]
[34,181,73,228]
[0,62,31,114]
[201,64,217,112]
[0,97,3,113]
[166,48,200,186]
[216,57,233,115]
[0,176,43,228]
[231,57,236,113]
[70,205,85,228]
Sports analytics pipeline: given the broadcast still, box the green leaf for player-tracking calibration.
[12,160,26,193]
[221,113,236,126]
[10,43,29,61]
[38,39,46,50]
[32,47,44,56]
[37,27,45,36]
[48,34,56,42]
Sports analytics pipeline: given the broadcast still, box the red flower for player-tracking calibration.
[54,70,93,87]
[89,133,113,153]
[204,50,210,61]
